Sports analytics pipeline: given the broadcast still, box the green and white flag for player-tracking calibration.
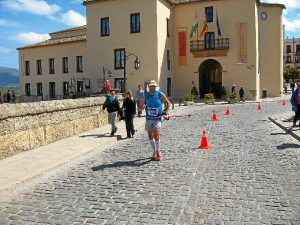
[189,13,198,38]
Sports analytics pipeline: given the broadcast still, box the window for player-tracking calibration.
[286,45,291,53]
[114,48,125,69]
[101,17,110,36]
[25,83,31,96]
[131,13,140,33]
[167,50,171,70]
[286,56,292,63]
[76,56,83,72]
[205,32,215,49]
[49,82,56,99]
[63,82,69,96]
[296,45,300,53]
[62,57,68,73]
[77,81,83,92]
[205,6,213,23]
[25,61,30,76]
[36,60,42,75]
[167,18,170,37]
[37,83,43,96]
[115,78,124,91]
[49,58,55,74]
[167,78,172,97]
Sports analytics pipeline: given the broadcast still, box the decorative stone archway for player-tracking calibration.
[199,59,223,98]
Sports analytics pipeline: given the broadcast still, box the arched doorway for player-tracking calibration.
[199,59,223,98]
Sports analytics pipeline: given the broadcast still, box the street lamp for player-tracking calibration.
[123,52,140,93]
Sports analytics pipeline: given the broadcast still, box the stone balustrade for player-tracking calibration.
[0,97,113,160]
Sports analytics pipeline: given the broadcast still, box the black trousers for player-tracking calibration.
[125,114,135,137]
[293,104,300,125]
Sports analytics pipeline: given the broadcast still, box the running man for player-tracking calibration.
[139,80,171,161]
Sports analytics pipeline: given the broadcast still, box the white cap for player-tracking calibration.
[149,80,157,87]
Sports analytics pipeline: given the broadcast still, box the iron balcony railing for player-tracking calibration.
[190,38,229,52]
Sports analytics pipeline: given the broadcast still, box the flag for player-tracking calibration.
[189,14,198,38]
[216,13,222,37]
[199,15,208,37]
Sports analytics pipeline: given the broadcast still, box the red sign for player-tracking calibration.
[178,29,187,65]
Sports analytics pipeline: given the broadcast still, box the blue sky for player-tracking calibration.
[0,0,299,69]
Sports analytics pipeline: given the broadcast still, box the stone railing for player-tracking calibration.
[0,97,114,160]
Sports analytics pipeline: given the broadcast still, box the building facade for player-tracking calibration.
[18,0,285,101]
[284,37,300,69]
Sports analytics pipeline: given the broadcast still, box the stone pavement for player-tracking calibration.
[0,99,299,225]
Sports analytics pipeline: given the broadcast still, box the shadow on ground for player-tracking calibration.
[80,134,125,141]
[91,157,153,171]
[277,143,300,150]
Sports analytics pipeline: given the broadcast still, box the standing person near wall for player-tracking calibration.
[231,84,236,94]
[102,90,120,136]
[239,86,245,102]
[135,84,144,117]
[139,80,171,161]
[105,80,111,94]
[122,90,136,138]
[290,82,300,128]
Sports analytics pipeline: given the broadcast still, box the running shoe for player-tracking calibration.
[152,152,157,160]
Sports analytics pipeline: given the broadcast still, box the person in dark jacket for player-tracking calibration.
[290,82,300,127]
[239,86,245,102]
[102,90,120,135]
[122,90,136,138]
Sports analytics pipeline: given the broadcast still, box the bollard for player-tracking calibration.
[179,98,181,106]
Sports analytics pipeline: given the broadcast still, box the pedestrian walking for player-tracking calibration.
[290,81,295,93]
[122,90,136,138]
[239,86,245,102]
[290,82,300,128]
[102,90,120,135]
[139,80,171,161]
[135,84,144,117]
[11,91,16,103]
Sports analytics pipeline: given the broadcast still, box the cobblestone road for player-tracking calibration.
[0,101,299,225]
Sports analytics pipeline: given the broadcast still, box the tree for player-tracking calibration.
[284,67,300,82]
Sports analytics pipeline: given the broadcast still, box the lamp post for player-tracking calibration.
[123,52,140,93]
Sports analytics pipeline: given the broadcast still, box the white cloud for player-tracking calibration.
[0,18,19,27]
[283,15,300,33]
[263,0,300,9]
[0,46,11,54]
[13,32,50,45]
[60,10,86,26]
[72,0,83,4]
[1,0,61,16]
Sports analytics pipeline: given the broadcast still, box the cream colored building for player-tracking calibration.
[18,0,285,101]
[284,37,300,69]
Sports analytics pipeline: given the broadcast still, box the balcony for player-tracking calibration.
[190,38,229,58]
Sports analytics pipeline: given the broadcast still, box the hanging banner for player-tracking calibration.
[178,29,187,65]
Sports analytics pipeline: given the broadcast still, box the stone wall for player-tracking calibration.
[0,97,111,160]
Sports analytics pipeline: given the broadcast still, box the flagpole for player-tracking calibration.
[196,10,199,41]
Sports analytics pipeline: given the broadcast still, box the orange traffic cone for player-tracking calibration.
[225,107,230,116]
[282,100,286,107]
[212,111,218,121]
[257,103,261,110]
[199,130,210,149]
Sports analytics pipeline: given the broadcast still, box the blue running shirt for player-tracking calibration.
[145,91,162,120]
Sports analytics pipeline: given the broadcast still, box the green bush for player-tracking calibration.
[184,92,195,101]
[191,86,199,96]
[204,93,215,100]
[228,92,237,99]
[219,86,227,96]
